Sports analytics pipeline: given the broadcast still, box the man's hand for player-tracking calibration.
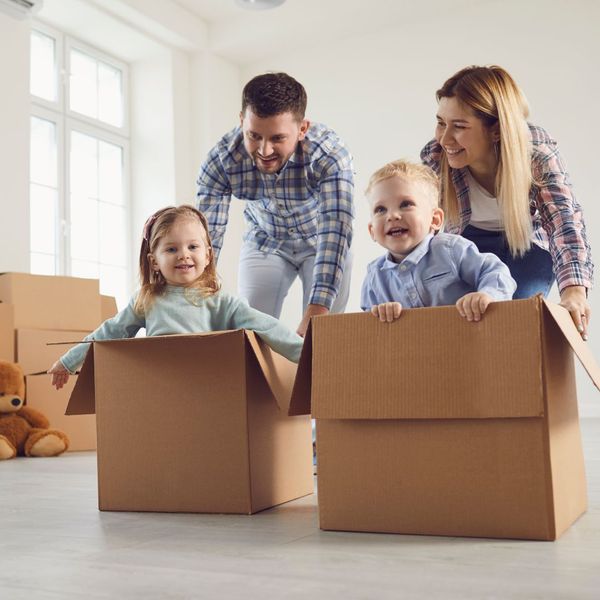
[559,285,590,340]
[48,360,70,390]
[370,302,403,323]
[297,303,329,337]
[456,292,493,322]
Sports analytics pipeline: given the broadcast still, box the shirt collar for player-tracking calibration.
[380,233,435,270]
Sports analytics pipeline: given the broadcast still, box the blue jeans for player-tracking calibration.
[462,225,554,299]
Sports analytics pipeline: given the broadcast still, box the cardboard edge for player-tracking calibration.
[542,298,600,391]
[288,321,313,416]
[64,345,96,415]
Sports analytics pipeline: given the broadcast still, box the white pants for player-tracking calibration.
[238,238,352,319]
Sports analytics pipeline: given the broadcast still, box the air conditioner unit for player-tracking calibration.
[0,0,43,20]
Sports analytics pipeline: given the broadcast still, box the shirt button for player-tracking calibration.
[278,203,284,208]
[400,265,407,271]
[289,228,296,233]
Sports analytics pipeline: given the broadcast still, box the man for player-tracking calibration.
[196,72,354,336]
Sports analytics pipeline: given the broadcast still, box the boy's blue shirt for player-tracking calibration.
[361,232,517,311]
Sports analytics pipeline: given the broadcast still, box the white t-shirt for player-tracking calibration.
[467,171,504,232]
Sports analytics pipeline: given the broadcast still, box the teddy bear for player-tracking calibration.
[0,360,69,459]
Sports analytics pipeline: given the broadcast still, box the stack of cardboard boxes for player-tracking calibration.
[0,272,118,451]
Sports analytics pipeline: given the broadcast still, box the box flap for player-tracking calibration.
[311,299,545,420]
[64,345,96,415]
[542,299,600,390]
[244,331,297,411]
[288,322,313,416]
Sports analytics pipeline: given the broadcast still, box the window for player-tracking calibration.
[30,23,130,307]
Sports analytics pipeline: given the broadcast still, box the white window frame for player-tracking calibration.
[30,20,131,288]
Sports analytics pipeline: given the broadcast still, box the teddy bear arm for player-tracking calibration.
[18,406,50,429]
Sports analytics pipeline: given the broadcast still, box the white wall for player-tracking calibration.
[240,0,600,415]
[0,14,31,272]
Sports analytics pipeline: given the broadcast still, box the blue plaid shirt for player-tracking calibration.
[196,123,355,309]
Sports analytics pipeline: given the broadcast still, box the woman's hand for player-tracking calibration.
[370,302,403,322]
[48,360,70,390]
[559,285,590,340]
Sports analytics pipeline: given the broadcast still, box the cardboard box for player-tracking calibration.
[26,374,96,452]
[0,302,15,361]
[0,272,101,330]
[290,297,600,541]
[66,330,313,513]
[16,328,91,375]
[100,295,118,321]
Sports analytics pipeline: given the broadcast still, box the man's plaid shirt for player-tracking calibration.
[196,122,355,309]
[421,124,593,292]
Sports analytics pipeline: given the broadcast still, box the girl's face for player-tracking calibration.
[435,96,499,176]
[149,217,211,286]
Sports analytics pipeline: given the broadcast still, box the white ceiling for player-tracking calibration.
[173,0,486,65]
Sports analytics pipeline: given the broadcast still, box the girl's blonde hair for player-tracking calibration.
[134,205,220,315]
[365,159,440,208]
[437,65,532,257]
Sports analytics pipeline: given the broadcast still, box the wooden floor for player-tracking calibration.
[2,420,600,599]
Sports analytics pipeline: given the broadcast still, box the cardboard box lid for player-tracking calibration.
[290,297,595,420]
[65,329,294,416]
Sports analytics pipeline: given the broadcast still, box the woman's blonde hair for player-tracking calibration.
[134,205,220,315]
[437,65,532,257]
[365,159,440,208]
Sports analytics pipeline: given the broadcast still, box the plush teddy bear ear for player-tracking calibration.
[0,360,25,400]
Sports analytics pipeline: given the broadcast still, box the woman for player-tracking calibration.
[421,65,592,338]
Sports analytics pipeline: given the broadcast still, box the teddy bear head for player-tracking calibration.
[0,360,25,414]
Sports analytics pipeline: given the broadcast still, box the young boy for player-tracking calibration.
[361,160,516,322]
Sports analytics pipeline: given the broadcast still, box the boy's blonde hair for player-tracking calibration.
[365,160,440,208]
[436,65,532,257]
[134,205,220,315]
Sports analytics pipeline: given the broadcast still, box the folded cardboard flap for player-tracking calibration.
[289,324,313,416]
[291,298,553,420]
[542,299,600,390]
[64,329,294,417]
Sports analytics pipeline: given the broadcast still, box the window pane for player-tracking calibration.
[70,130,98,198]
[71,259,99,280]
[31,117,57,187]
[99,264,128,309]
[70,49,98,119]
[31,31,57,102]
[98,63,123,127]
[30,183,57,254]
[70,196,99,262]
[99,141,123,205]
[31,253,56,275]
[100,203,126,267]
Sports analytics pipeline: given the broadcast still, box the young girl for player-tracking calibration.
[49,205,304,389]
[421,65,592,339]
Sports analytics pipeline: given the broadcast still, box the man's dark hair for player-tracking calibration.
[241,72,307,121]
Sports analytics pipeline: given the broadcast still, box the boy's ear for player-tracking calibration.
[298,119,310,140]
[430,208,444,232]
[367,221,376,241]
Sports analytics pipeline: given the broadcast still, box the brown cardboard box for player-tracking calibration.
[0,272,101,330]
[100,295,118,321]
[16,329,91,375]
[26,374,96,452]
[65,330,313,513]
[290,297,600,541]
[0,302,15,361]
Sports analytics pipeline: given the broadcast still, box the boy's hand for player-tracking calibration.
[456,292,493,322]
[370,302,403,322]
[48,360,70,390]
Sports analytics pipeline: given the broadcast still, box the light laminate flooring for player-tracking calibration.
[2,420,600,600]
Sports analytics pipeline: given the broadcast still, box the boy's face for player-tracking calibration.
[240,108,310,174]
[368,176,443,261]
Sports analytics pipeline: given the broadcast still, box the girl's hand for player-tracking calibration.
[48,360,70,390]
[370,302,403,322]
[559,285,590,340]
[456,292,493,322]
